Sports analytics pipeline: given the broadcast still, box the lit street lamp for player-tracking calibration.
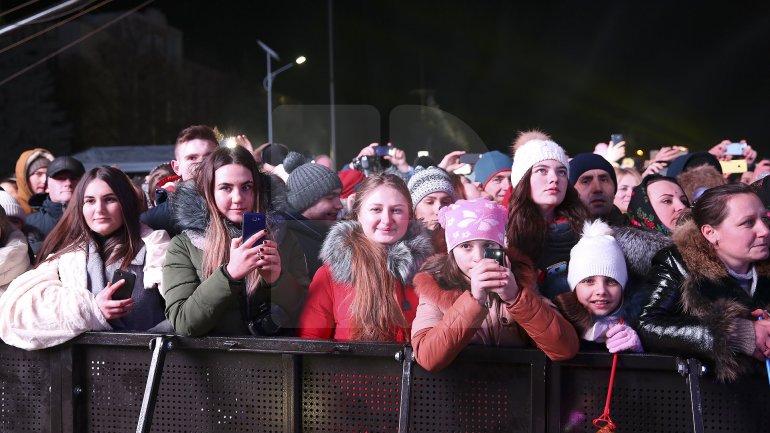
[257,40,306,144]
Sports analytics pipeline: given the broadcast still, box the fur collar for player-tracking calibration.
[320,219,434,285]
[171,175,289,249]
[615,225,673,277]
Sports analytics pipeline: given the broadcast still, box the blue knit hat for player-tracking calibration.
[666,152,722,178]
[568,153,617,192]
[473,151,513,188]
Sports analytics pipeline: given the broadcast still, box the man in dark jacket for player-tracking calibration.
[27,156,85,237]
[279,152,343,277]
[569,153,627,226]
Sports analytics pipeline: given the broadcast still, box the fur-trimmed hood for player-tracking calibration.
[615,225,673,277]
[320,219,434,286]
[170,174,290,246]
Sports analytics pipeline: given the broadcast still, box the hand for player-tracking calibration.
[383,143,410,173]
[605,323,643,353]
[751,309,770,360]
[255,239,282,284]
[227,229,267,281]
[709,140,730,161]
[603,140,626,164]
[235,134,254,153]
[652,146,681,163]
[96,279,134,320]
[469,259,518,306]
[356,143,378,159]
[438,150,466,172]
[641,161,666,178]
[742,142,757,165]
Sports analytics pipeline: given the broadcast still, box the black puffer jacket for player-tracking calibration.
[637,218,770,382]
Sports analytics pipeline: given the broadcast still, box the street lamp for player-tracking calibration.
[257,40,306,144]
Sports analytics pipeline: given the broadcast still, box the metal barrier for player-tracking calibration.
[1,332,769,433]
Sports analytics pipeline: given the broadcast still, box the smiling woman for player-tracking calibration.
[0,166,171,350]
[297,173,434,341]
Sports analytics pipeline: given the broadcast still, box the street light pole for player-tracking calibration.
[257,40,306,145]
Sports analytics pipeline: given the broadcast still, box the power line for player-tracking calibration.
[0,0,41,20]
[0,0,155,88]
[0,0,113,57]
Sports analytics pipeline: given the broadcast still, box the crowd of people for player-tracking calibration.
[1,124,769,383]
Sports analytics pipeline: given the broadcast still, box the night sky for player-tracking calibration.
[2,0,770,164]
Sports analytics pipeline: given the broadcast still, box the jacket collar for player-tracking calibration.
[320,219,433,286]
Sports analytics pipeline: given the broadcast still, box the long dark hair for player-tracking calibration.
[195,146,270,286]
[37,166,142,268]
[506,167,588,263]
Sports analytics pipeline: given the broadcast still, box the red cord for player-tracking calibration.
[592,318,623,431]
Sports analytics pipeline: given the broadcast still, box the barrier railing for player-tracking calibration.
[1,332,769,433]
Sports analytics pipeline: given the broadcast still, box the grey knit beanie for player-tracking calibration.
[407,166,455,210]
[283,152,342,213]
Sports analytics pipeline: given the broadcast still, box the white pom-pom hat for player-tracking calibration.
[567,219,628,290]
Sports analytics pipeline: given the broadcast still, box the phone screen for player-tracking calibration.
[459,153,482,164]
[483,248,506,267]
[242,212,266,246]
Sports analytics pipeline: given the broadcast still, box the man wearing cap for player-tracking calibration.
[27,156,86,238]
[569,153,626,226]
[280,152,344,277]
[472,150,513,204]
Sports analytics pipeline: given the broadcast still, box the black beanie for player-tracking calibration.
[568,153,617,192]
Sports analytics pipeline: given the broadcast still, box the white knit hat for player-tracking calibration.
[567,219,627,290]
[510,139,570,187]
[0,191,25,222]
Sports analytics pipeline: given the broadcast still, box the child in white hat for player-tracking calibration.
[562,219,643,353]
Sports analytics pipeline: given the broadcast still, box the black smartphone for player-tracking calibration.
[459,153,482,164]
[483,248,506,267]
[111,269,136,300]
[610,133,624,145]
[242,212,266,246]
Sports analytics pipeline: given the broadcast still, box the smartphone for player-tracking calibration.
[483,248,506,267]
[242,212,266,246]
[417,150,430,157]
[720,159,748,174]
[459,153,482,164]
[725,142,746,156]
[610,133,624,145]
[375,145,395,157]
[111,269,136,300]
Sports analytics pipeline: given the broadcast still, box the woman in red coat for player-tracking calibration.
[297,173,434,341]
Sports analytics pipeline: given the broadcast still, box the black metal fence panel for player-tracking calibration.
[2,333,770,433]
[0,343,52,433]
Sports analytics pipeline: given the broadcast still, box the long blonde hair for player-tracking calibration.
[347,173,413,341]
[196,146,270,296]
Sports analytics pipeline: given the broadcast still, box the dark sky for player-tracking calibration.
[152,0,770,157]
[3,0,770,162]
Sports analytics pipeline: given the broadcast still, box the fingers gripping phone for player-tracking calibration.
[111,269,136,300]
[483,248,506,267]
[242,212,266,246]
